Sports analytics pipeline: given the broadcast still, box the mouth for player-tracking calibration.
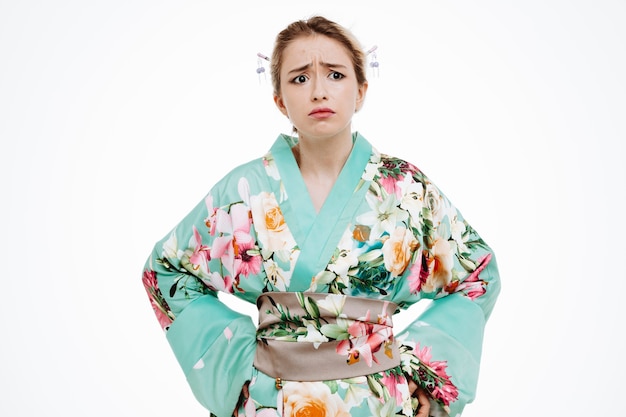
[309,107,335,119]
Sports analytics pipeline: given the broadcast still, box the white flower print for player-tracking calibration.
[162,231,180,260]
[328,229,359,277]
[357,192,408,239]
[264,258,289,291]
[297,320,330,348]
[317,294,347,317]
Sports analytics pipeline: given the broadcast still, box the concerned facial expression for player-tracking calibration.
[274,35,367,142]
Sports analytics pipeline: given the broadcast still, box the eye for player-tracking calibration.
[329,71,345,80]
[292,74,308,84]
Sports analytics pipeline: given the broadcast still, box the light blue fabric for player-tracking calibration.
[142,133,501,416]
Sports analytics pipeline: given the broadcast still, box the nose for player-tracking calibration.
[311,76,327,101]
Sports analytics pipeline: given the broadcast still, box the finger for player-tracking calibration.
[415,388,431,417]
[233,382,250,417]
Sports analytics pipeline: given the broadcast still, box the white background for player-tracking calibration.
[1,1,624,416]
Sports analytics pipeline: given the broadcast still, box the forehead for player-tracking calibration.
[280,35,353,71]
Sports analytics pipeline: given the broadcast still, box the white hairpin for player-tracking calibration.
[256,53,270,83]
[366,45,379,77]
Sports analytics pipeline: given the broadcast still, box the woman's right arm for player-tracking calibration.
[141,192,257,417]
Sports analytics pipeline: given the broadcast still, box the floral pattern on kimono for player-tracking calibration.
[142,133,500,417]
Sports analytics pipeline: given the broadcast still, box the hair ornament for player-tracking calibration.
[256,52,270,83]
[366,45,379,77]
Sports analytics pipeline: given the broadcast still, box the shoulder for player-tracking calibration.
[211,134,289,191]
[358,134,426,182]
[213,157,266,190]
[209,155,267,201]
[372,148,431,186]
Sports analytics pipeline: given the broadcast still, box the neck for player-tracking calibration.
[292,130,355,213]
[294,131,354,179]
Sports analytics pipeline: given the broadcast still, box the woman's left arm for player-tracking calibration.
[397,176,501,417]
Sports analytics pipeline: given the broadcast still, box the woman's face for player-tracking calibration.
[274,35,367,142]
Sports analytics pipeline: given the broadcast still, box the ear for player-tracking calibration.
[274,94,289,117]
[355,81,369,112]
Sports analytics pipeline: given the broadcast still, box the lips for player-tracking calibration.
[309,107,335,119]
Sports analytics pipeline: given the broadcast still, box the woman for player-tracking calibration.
[142,16,500,417]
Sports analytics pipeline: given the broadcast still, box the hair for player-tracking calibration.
[270,16,367,96]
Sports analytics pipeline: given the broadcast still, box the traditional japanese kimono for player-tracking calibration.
[142,132,500,417]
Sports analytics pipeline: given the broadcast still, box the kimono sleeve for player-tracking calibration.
[396,180,501,417]
[141,189,257,417]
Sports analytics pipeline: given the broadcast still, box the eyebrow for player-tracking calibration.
[287,61,348,75]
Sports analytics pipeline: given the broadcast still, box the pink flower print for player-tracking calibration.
[188,219,234,293]
[234,238,262,278]
[380,174,402,198]
[453,277,486,300]
[189,226,211,274]
[337,336,374,367]
[379,158,420,199]
[414,343,458,406]
[212,203,254,278]
[466,253,491,281]
[415,343,431,363]
[142,269,174,330]
[338,316,393,367]
[381,372,407,406]
[201,271,233,293]
[142,269,157,290]
[432,379,459,407]
[407,250,426,294]
[456,253,491,300]
[464,283,486,300]
[352,311,393,348]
